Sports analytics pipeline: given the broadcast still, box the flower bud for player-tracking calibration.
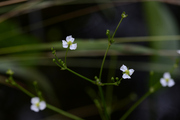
[58,59,62,62]
[51,47,54,51]
[106,29,110,36]
[6,69,14,75]
[121,11,128,18]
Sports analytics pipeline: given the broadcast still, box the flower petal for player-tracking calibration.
[160,78,167,87]
[177,50,180,54]
[70,43,77,50]
[66,35,74,43]
[167,79,175,87]
[31,97,40,104]
[120,65,127,72]
[39,101,46,110]
[129,69,134,75]
[31,105,39,112]
[62,40,68,48]
[163,72,171,79]
[122,74,131,79]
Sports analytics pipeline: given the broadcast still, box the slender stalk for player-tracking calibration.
[66,67,96,84]
[65,47,69,66]
[98,86,110,120]
[102,83,118,86]
[112,18,123,39]
[98,43,111,120]
[15,83,35,98]
[106,55,118,114]
[54,61,63,68]
[119,91,151,120]
[46,104,84,120]
[99,43,111,81]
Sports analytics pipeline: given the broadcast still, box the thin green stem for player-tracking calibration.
[46,104,84,120]
[54,61,63,68]
[66,67,96,84]
[15,83,35,98]
[119,81,161,120]
[102,83,118,86]
[98,44,111,120]
[86,88,106,120]
[99,43,111,81]
[98,86,110,120]
[65,47,69,66]
[119,91,151,120]
[112,18,123,39]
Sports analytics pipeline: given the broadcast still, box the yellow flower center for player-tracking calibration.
[67,41,72,46]
[125,70,130,75]
[36,102,40,107]
[165,78,169,82]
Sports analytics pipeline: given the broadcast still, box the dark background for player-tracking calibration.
[0,0,180,120]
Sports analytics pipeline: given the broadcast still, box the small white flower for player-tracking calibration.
[160,72,175,87]
[30,97,46,112]
[120,64,134,79]
[62,35,77,50]
[177,50,180,54]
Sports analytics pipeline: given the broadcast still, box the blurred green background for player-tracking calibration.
[0,0,180,120]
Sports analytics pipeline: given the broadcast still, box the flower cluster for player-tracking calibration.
[30,97,46,112]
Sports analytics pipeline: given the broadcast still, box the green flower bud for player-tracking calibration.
[149,87,154,93]
[58,59,62,62]
[110,39,115,44]
[121,11,128,18]
[51,47,54,51]
[52,50,56,55]
[11,81,16,85]
[111,77,114,81]
[6,69,14,75]
[33,81,37,85]
[106,29,110,36]
[53,59,56,62]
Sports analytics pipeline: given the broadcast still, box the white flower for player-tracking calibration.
[30,97,46,112]
[177,50,180,54]
[62,35,77,50]
[120,64,134,79]
[160,72,175,87]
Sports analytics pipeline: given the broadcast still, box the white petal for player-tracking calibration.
[122,74,131,79]
[129,69,134,75]
[66,35,74,43]
[160,78,167,87]
[39,101,46,110]
[177,50,180,54]
[163,72,171,79]
[31,97,40,104]
[167,79,175,87]
[62,40,68,48]
[120,65,127,72]
[30,105,39,112]
[70,43,77,50]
